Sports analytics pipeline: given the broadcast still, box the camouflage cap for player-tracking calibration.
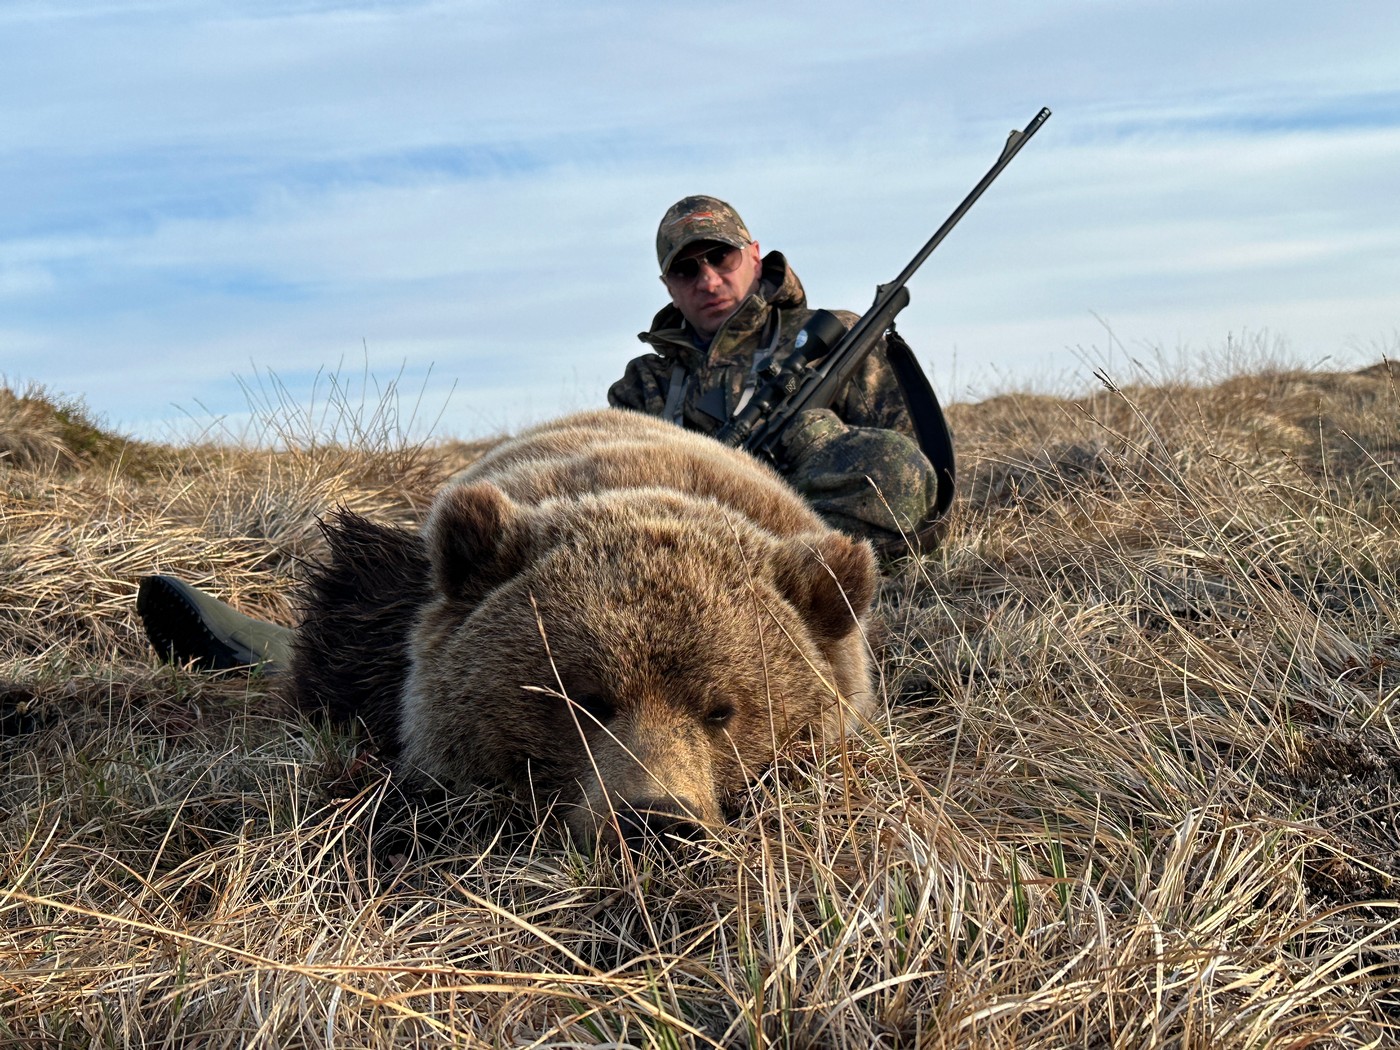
[656,195,753,274]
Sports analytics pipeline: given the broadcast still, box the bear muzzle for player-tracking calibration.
[570,729,725,851]
[613,798,707,853]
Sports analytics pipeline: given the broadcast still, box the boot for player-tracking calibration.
[137,575,294,673]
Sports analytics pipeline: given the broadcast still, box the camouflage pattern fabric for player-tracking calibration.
[608,251,937,552]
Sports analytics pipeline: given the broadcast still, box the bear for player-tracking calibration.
[291,408,877,849]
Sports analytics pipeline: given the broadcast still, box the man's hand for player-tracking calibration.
[773,408,847,468]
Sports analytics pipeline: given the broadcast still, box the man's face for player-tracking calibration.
[661,239,763,339]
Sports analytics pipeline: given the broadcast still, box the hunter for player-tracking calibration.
[610,194,936,552]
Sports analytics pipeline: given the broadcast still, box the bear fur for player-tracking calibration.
[292,408,877,847]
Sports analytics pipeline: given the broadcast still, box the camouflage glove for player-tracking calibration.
[775,407,849,465]
[774,408,936,554]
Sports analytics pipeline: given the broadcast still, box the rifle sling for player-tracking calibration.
[663,364,688,425]
[883,328,956,523]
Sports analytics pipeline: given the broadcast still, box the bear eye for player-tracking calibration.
[705,703,736,727]
[568,692,615,726]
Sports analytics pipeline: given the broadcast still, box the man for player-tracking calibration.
[138,196,940,672]
[609,195,937,551]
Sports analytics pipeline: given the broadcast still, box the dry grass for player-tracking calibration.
[2,360,1397,1047]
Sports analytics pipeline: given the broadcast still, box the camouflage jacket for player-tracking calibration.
[608,252,936,552]
[609,252,912,434]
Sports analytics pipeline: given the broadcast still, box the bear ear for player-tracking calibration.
[770,532,877,642]
[424,482,529,603]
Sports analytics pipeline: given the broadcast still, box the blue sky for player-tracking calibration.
[3,0,1398,442]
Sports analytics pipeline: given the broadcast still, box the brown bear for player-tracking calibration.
[292,408,877,849]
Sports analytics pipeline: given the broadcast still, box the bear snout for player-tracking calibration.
[570,724,725,849]
[567,786,715,852]
[615,798,705,853]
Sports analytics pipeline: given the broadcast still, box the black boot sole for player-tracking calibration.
[137,575,261,672]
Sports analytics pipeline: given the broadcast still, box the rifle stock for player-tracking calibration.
[714,107,1051,482]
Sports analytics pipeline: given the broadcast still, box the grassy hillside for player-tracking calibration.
[2,363,1397,1048]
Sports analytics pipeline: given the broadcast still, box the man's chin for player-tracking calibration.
[700,304,736,328]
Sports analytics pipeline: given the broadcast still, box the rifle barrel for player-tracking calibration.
[886,107,1051,294]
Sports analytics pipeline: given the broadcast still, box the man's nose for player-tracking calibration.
[693,263,723,290]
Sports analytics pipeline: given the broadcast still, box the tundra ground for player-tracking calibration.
[2,361,1397,1048]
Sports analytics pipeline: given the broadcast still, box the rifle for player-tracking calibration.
[714,107,1051,520]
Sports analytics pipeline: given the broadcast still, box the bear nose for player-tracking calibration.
[616,798,704,852]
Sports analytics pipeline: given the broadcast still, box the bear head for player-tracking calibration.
[398,480,877,851]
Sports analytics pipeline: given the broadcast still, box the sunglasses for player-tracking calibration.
[665,243,746,282]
